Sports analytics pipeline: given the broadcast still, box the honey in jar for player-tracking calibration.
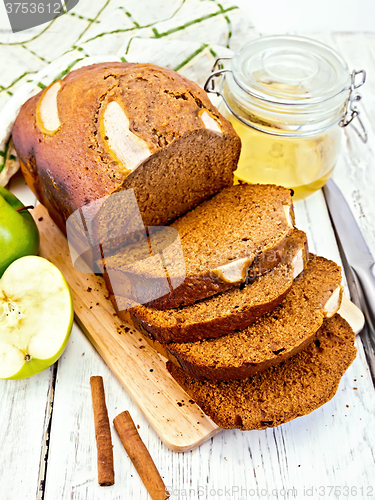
[205,35,366,200]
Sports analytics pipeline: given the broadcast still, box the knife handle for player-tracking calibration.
[352,264,375,334]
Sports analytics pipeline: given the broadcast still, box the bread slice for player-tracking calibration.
[167,314,356,430]
[128,229,308,343]
[106,183,295,311]
[163,256,343,380]
[13,62,240,236]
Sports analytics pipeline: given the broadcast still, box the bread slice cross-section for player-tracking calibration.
[128,229,308,343]
[107,183,295,312]
[167,314,356,430]
[163,256,343,380]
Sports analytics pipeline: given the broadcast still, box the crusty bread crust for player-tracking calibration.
[13,62,241,235]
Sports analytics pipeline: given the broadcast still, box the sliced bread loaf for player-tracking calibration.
[107,183,295,311]
[128,229,308,343]
[163,256,343,380]
[167,314,356,430]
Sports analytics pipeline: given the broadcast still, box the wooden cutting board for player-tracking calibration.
[30,204,364,452]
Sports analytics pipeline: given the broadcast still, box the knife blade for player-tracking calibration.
[323,179,375,334]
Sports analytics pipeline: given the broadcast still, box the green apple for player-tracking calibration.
[0,256,73,379]
[0,186,40,278]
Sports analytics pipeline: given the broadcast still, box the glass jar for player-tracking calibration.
[205,35,366,200]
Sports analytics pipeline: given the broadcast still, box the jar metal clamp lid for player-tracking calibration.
[204,35,367,143]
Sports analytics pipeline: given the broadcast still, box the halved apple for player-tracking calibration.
[0,256,73,379]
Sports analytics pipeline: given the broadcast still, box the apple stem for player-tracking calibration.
[24,354,31,362]
[16,205,35,212]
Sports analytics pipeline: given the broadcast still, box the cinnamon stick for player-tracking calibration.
[90,376,114,486]
[113,411,169,500]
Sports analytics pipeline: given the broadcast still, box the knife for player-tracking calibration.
[323,179,375,334]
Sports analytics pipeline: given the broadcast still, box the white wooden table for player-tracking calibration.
[2,31,375,500]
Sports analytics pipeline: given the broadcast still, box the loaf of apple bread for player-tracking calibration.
[12,62,241,235]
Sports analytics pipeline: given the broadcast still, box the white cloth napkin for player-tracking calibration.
[0,0,257,186]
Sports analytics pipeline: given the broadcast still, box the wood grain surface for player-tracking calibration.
[31,203,221,453]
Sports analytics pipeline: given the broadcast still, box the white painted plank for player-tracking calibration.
[0,368,54,500]
[294,190,350,297]
[294,192,342,264]
[43,323,173,500]
[331,33,375,254]
[301,33,375,257]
